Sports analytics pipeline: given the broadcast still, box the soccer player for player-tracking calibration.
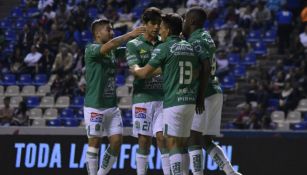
[126,7,170,175]
[131,13,203,175]
[84,19,145,175]
[182,7,242,175]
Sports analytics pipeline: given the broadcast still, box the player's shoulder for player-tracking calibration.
[85,43,101,54]
[127,36,143,47]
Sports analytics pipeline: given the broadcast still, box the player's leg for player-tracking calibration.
[84,107,104,175]
[97,108,123,175]
[164,105,195,175]
[132,103,154,175]
[137,134,151,175]
[153,101,170,175]
[156,131,170,175]
[188,111,206,175]
[203,94,242,175]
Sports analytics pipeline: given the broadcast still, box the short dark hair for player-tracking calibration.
[161,13,183,36]
[90,18,111,34]
[185,6,207,27]
[142,7,162,24]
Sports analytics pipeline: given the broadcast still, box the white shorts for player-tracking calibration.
[163,104,195,137]
[132,101,163,137]
[191,93,223,136]
[84,106,123,138]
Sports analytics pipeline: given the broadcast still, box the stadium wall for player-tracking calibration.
[0,127,306,175]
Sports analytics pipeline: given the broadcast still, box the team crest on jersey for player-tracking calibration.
[135,121,140,129]
[135,107,146,119]
[90,112,103,122]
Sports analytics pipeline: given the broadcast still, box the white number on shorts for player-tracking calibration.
[142,121,151,131]
[179,61,193,84]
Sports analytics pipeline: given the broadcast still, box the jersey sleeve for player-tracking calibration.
[148,45,166,68]
[85,43,103,62]
[126,41,140,67]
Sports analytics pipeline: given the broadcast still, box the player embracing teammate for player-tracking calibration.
[83,6,242,175]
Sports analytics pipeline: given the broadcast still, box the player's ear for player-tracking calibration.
[166,28,170,36]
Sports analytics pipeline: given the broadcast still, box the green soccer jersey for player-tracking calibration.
[148,36,199,108]
[188,28,222,97]
[84,43,124,108]
[126,35,163,104]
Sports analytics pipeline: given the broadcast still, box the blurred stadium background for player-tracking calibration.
[0,0,307,175]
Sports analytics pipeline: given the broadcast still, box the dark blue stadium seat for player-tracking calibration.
[70,96,84,108]
[139,0,151,6]
[18,74,32,86]
[116,74,125,86]
[228,53,240,65]
[253,41,267,56]
[5,30,17,41]
[15,19,26,29]
[214,19,225,30]
[290,122,307,130]
[263,29,276,43]
[243,52,256,65]
[26,7,40,17]
[88,8,98,19]
[268,98,279,108]
[122,110,132,127]
[246,30,261,43]
[11,7,23,18]
[63,118,80,127]
[26,96,40,108]
[234,65,246,78]
[60,108,74,119]
[1,74,16,86]
[0,18,12,29]
[132,6,144,19]
[221,75,236,90]
[46,119,62,126]
[3,42,16,54]
[33,74,47,86]
[75,109,84,120]
[81,30,92,42]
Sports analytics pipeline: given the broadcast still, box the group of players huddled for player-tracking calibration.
[83,6,242,175]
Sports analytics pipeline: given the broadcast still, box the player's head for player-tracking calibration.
[91,18,114,43]
[159,13,183,41]
[142,7,162,38]
[183,6,207,37]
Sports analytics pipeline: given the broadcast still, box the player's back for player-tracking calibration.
[188,29,222,97]
[149,36,199,108]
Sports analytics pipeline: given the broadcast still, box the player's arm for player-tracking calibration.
[100,26,145,55]
[131,64,157,79]
[131,64,161,77]
[196,59,210,114]
[195,39,213,114]
[131,46,164,79]
[152,67,162,76]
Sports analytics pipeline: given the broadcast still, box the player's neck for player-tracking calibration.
[144,33,157,44]
[190,26,201,35]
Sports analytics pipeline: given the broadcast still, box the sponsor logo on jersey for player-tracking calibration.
[135,107,146,119]
[90,112,103,122]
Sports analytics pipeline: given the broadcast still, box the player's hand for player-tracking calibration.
[195,96,205,114]
[129,65,139,75]
[129,26,146,38]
